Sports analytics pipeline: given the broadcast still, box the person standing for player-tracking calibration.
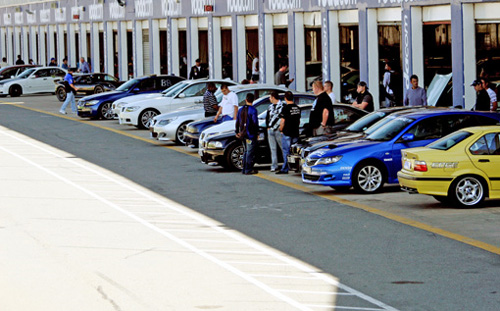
[403,75,427,107]
[28,59,35,65]
[324,80,336,104]
[382,61,394,107]
[61,58,69,70]
[471,79,491,112]
[48,58,58,67]
[309,80,334,136]
[266,91,284,172]
[0,57,8,68]
[276,91,301,175]
[59,68,78,115]
[251,53,259,82]
[235,93,259,175]
[15,55,24,65]
[203,82,218,118]
[274,63,294,87]
[352,81,374,112]
[214,83,238,122]
[480,78,498,111]
[78,57,90,73]
[189,59,207,79]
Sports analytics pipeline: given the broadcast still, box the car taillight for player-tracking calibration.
[414,160,427,172]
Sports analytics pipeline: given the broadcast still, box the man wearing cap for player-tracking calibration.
[352,81,374,112]
[471,79,491,112]
[48,58,57,67]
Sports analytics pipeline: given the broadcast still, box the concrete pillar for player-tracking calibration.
[68,24,76,68]
[231,15,246,83]
[289,12,305,91]
[410,7,424,87]
[57,24,65,63]
[118,21,128,80]
[327,11,341,101]
[209,16,222,79]
[48,25,57,64]
[260,14,274,84]
[0,27,6,61]
[21,27,29,63]
[150,19,161,75]
[169,18,179,76]
[13,27,21,61]
[104,22,114,76]
[463,4,476,110]
[451,3,465,108]
[367,9,380,109]
[79,23,88,63]
[38,26,46,66]
[134,20,144,76]
[187,17,199,73]
[29,26,37,64]
[90,23,100,73]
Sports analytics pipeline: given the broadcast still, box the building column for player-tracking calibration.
[90,22,100,73]
[149,19,161,75]
[168,18,179,76]
[47,25,56,64]
[0,27,6,61]
[13,27,21,60]
[38,26,46,65]
[410,6,424,87]
[68,24,76,67]
[6,27,14,65]
[463,3,476,110]
[29,26,37,64]
[289,12,304,91]
[231,15,246,83]
[327,10,341,101]
[187,17,199,74]
[209,16,222,79]
[21,27,29,63]
[104,21,114,76]
[451,2,465,108]
[259,13,274,84]
[118,21,128,80]
[57,24,65,62]
[134,20,144,77]
[79,23,88,63]
[367,9,380,109]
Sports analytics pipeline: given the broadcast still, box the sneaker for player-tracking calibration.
[270,168,276,172]
[275,170,288,175]
[59,110,67,115]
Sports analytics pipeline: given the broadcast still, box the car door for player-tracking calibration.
[469,132,500,190]
[28,69,50,93]
[171,82,207,110]
[46,69,66,92]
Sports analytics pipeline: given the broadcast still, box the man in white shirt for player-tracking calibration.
[481,78,498,111]
[214,84,239,122]
[251,53,259,83]
[324,81,336,104]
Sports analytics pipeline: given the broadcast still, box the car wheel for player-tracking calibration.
[94,85,104,94]
[99,102,114,120]
[9,85,22,97]
[449,176,485,208]
[56,87,67,102]
[175,122,190,145]
[225,142,244,171]
[138,109,159,129]
[352,163,385,194]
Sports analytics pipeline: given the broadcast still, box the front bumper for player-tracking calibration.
[199,147,224,164]
[118,110,139,126]
[301,162,352,187]
[184,132,200,147]
[77,105,99,118]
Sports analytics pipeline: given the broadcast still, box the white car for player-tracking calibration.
[0,67,67,97]
[117,78,237,129]
[150,84,289,144]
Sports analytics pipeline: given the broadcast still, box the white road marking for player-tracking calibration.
[277,289,354,296]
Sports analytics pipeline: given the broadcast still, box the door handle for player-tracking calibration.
[478,159,490,163]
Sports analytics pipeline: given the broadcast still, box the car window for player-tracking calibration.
[258,89,276,97]
[1,67,17,77]
[255,99,271,114]
[236,91,251,106]
[48,68,65,77]
[346,111,386,132]
[296,97,315,106]
[367,116,415,141]
[428,131,473,150]
[36,69,50,78]
[300,106,311,127]
[470,133,500,155]
[181,83,206,97]
[17,68,36,78]
[138,78,156,91]
[405,116,443,141]
[334,107,361,124]
[105,75,117,82]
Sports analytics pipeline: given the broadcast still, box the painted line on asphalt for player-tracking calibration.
[8,103,500,255]
[0,101,24,105]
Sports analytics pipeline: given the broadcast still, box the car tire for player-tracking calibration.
[175,122,190,145]
[137,109,159,129]
[352,162,385,194]
[98,102,114,120]
[225,142,244,171]
[56,87,67,102]
[94,85,105,94]
[9,85,22,97]
[448,175,486,208]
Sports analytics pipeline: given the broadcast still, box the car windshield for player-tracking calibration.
[163,82,186,97]
[365,116,415,141]
[17,69,36,79]
[344,111,386,132]
[428,131,473,150]
[116,79,139,92]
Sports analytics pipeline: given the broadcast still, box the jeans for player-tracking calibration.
[267,129,282,170]
[242,138,257,174]
[221,115,233,121]
[281,135,298,172]
[60,91,76,113]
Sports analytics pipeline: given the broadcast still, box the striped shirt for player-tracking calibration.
[266,100,284,131]
[203,89,218,114]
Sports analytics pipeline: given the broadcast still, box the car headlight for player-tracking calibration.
[315,156,342,166]
[207,141,223,149]
[83,100,100,107]
[186,125,198,134]
[125,106,140,112]
[158,116,178,126]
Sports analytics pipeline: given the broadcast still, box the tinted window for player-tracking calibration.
[116,79,139,91]
[405,116,444,141]
[138,78,156,91]
[36,69,50,78]
[1,67,18,77]
[367,116,415,141]
[429,131,473,150]
[334,107,362,124]
[300,106,311,127]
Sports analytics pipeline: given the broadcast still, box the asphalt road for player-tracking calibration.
[1,96,499,311]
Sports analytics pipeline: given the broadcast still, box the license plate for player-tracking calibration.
[404,160,412,170]
[303,166,312,174]
[288,156,296,164]
[78,107,91,112]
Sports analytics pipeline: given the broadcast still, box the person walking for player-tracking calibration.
[276,91,301,175]
[235,93,259,175]
[352,81,374,112]
[78,57,90,73]
[324,80,336,104]
[15,55,24,65]
[214,83,238,122]
[266,91,284,172]
[471,79,491,112]
[59,68,78,115]
[403,75,427,107]
[382,61,394,107]
[202,82,218,118]
[61,58,69,70]
[480,78,498,111]
[0,57,7,68]
[274,63,294,87]
[309,80,334,136]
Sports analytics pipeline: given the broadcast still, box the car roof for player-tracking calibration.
[228,84,288,91]
[394,108,500,120]
[176,77,236,84]
[458,125,500,133]
[135,74,185,80]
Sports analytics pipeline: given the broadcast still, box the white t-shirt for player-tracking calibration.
[219,91,239,117]
[486,88,497,110]
[328,92,336,104]
[252,58,259,75]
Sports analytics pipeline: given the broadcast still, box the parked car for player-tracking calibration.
[77,75,184,120]
[0,67,66,97]
[398,126,500,208]
[181,85,290,146]
[117,78,237,129]
[0,65,39,82]
[302,110,500,193]
[55,73,123,101]
[198,94,317,170]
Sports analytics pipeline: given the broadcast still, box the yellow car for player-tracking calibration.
[398,126,500,208]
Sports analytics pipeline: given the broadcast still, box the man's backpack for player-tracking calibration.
[235,106,248,140]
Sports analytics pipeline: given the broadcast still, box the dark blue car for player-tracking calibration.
[302,110,500,193]
[77,75,184,120]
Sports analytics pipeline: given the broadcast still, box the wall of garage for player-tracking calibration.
[1,0,500,110]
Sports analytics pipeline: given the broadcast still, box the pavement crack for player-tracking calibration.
[124,247,156,259]
[97,286,122,311]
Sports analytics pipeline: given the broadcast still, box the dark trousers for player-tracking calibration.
[242,138,257,174]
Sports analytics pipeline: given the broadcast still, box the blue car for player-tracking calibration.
[77,75,184,120]
[302,110,500,193]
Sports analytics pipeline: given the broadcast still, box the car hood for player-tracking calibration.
[80,90,126,101]
[0,77,22,85]
[202,120,236,135]
[308,139,384,159]
[154,105,204,120]
[121,95,173,108]
[114,93,165,105]
[306,133,366,153]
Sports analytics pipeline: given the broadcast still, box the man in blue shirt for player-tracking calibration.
[78,57,91,73]
[59,68,78,114]
[235,93,259,175]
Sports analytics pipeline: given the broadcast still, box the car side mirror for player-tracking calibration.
[401,133,415,141]
[11,75,15,79]
[133,87,140,93]
[30,75,37,79]
[178,93,186,98]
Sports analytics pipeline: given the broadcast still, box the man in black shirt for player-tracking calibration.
[471,79,491,112]
[309,80,334,136]
[352,81,374,112]
[277,91,301,174]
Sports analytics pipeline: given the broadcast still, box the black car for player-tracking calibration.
[55,73,123,102]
